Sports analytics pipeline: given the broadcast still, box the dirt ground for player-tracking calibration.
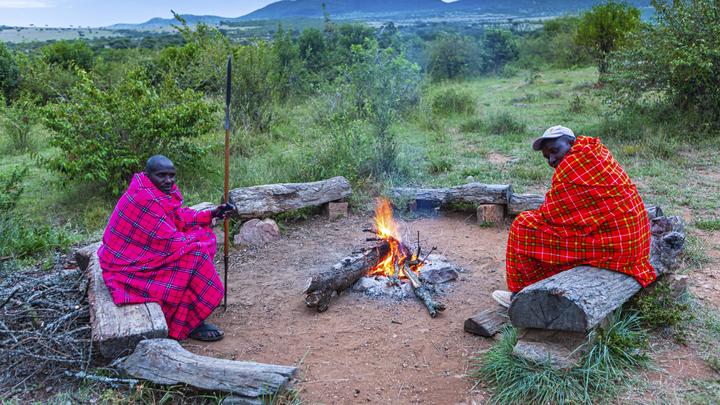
[184,212,718,405]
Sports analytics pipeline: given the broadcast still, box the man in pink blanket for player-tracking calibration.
[98,155,234,341]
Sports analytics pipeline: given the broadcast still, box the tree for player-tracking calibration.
[43,71,216,195]
[483,30,518,73]
[298,28,326,74]
[427,32,482,81]
[576,1,641,75]
[0,43,19,103]
[606,0,720,128]
[41,40,95,70]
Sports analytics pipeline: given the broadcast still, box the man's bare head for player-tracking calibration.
[144,155,176,194]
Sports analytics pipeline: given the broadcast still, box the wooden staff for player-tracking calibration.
[223,55,232,310]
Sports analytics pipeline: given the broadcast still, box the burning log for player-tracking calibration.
[304,243,390,312]
[403,263,446,318]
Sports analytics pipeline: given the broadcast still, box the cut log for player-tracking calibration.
[76,243,168,358]
[464,308,508,337]
[117,339,297,402]
[229,176,352,219]
[304,243,390,312]
[477,204,505,225]
[507,193,545,215]
[391,183,511,207]
[509,215,685,333]
[512,329,589,369]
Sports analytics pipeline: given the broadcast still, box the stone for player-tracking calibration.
[420,254,461,284]
[352,277,380,292]
[477,204,505,226]
[233,219,280,247]
[325,201,349,220]
[512,328,589,369]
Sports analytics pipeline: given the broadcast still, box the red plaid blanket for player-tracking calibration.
[98,172,223,339]
[506,136,654,292]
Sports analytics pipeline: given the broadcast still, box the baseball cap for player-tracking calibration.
[532,125,576,151]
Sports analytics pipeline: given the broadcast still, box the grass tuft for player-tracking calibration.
[431,87,476,116]
[473,312,649,404]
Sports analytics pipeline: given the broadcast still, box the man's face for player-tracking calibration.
[541,138,573,168]
[147,163,176,195]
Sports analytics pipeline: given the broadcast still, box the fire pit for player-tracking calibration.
[304,199,462,317]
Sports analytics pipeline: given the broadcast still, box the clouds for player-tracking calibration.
[0,0,53,8]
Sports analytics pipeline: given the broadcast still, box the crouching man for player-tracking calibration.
[98,155,235,341]
[492,126,654,308]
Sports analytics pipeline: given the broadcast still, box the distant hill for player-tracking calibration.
[108,0,653,29]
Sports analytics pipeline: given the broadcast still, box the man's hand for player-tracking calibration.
[211,202,236,219]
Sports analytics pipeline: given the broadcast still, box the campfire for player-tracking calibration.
[304,198,451,317]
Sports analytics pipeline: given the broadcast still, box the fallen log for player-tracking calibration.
[464,308,508,337]
[509,215,685,332]
[76,243,168,358]
[404,263,446,318]
[390,183,511,206]
[117,339,297,403]
[507,193,545,216]
[229,176,352,219]
[304,243,390,312]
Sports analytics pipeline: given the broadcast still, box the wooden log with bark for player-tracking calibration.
[390,183,511,207]
[76,242,168,358]
[509,215,685,332]
[404,263,446,318]
[229,176,352,219]
[464,308,508,337]
[304,243,390,312]
[117,339,297,403]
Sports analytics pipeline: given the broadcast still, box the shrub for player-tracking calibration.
[431,88,476,116]
[483,30,518,73]
[0,43,19,101]
[41,40,94,71]
[43,70,216,195]
[630,280,693,341]
[427,32,482,81]
[576,1,641,75]
[515,16,593,69]
[1,94,37,152]
[459,118,484,133]
[232,41,277,134]
[606,0,720,128]
[0,167,75,261]
[486,111,526,135]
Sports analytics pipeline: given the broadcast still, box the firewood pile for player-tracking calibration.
[0,265,92,396]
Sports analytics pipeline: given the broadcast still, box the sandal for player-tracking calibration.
[189,322,225,342]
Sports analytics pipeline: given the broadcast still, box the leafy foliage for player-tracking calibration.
[43,70,216,195]
[515,16,594,69]
[630,280,693,341]
[431,87,476,116]
[1,94,37,152]
[41,40,95,71]
[576,1,641,74]
[427,32,482,81]
[0,43,19,102]
[606,0,720,129]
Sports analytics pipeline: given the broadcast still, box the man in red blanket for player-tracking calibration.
[492,125,654,308]
[98,155,235,341]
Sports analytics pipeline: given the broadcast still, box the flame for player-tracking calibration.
[367,198,422,279]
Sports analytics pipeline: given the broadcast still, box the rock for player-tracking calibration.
[233,219,280,247]
[420,254,461,284]
[352,277,380,292]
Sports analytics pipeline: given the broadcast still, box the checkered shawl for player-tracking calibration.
[98,172,224,339]
[506,136,654,292]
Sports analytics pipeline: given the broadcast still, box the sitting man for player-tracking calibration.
[98,155,235,341]
[492,125,654,308]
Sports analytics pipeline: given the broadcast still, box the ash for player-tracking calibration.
[352,254,463,300]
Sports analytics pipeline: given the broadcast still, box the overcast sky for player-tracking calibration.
[0,0,280,27]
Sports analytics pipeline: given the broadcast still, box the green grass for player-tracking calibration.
[472,312,649,404]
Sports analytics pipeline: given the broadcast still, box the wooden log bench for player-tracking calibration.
[76,243,298,400]
[508,214,685,366]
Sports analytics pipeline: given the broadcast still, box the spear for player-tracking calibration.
[223,55,232,310]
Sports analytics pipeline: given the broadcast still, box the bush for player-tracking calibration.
[0,43,19,101]
[515,16,593,69]
[41,40,94,71]
[630,280,693,341]
[0,167,74,261]
[43,70,216,195]
[431,88,476,116]
[1,94,37,152]
[232,41,277,134]
[486,111,526,135]
[606,0,720,128]
[427,32,482,81]
[483,30,518,73]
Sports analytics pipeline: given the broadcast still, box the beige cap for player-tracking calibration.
[532,125,576,150]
